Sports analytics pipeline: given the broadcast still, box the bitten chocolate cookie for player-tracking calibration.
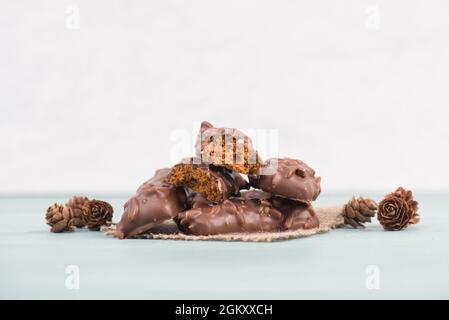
[167,157,249,202]
[116,169,187,239]
[175,192,283,236]
[195,121,262,174]
[249,158,321,204]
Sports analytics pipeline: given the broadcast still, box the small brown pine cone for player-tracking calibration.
[343,197,378,228]
[378,187,419,231]
[84,200,113,230]
[46,203,75,233]
[66,196,90,228]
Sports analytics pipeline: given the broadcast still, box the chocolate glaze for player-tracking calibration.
[283,205,319,230]
[176,190,319,235]
[168,157,249,202]
[240,191,320,230]
[116,169,187,239]
[249,158,321,204]
[176,195,283,235]
[270,196,320,230]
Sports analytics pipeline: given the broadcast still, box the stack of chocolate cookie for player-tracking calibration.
[116,121,321,239]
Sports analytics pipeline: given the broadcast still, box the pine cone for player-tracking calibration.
[46,203,75,233]
[84,200,113,230]
[378,187,419,231]
[66,196,90,228]
[343,197,378,228]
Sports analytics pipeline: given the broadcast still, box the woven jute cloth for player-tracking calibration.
[102,205,345,242]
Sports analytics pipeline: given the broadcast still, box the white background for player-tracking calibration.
[1,0,448,194]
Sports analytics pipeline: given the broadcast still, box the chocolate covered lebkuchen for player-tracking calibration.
[116,121,322,239]
[195,121,262,175]
[116,169,187,239]
[174,190,319,236]
[167,157,249,202]
[175,191,283,235]
[249,158,321,204]
[270,196,320,230]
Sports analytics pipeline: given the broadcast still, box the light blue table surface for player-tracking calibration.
[0,193,448,299]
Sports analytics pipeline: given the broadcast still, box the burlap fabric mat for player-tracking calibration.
[102,205,345,242]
